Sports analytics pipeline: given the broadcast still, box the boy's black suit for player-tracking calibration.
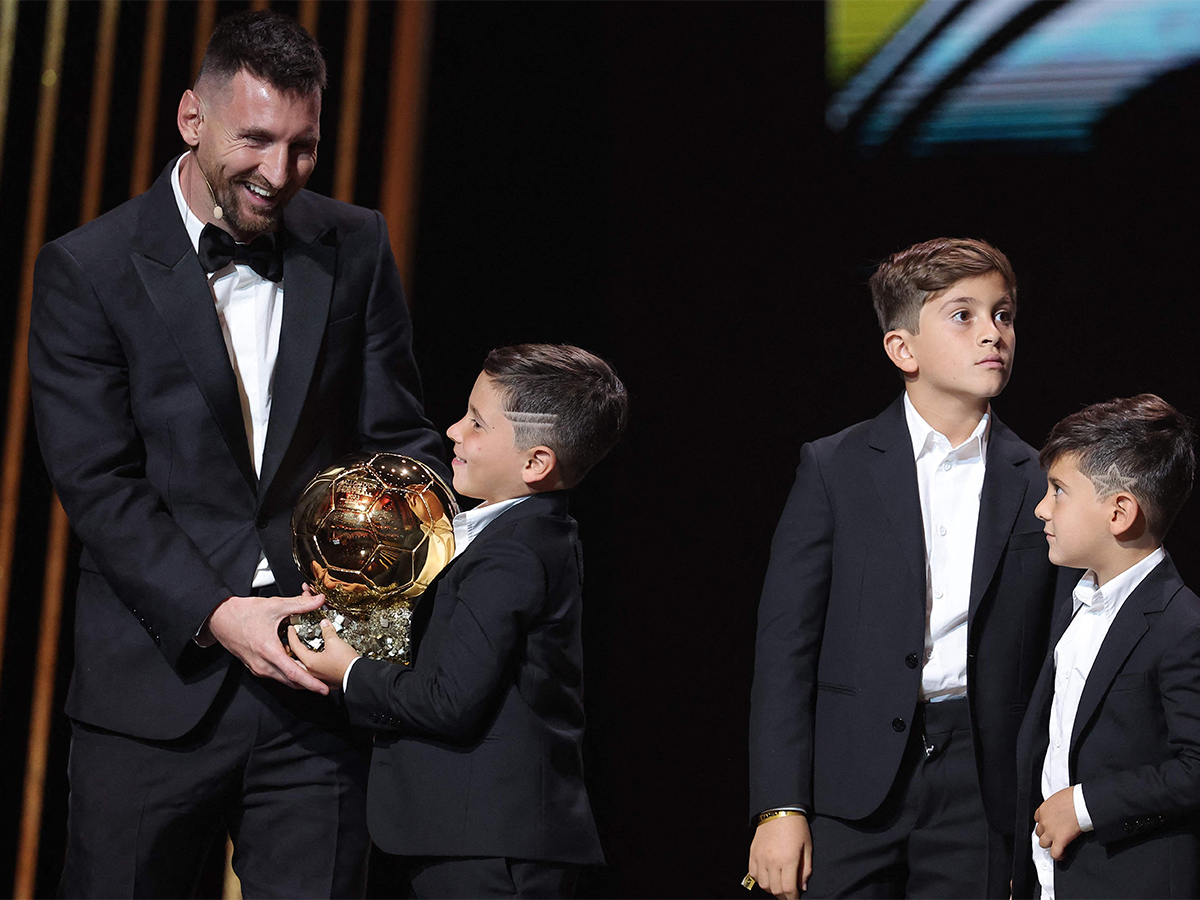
[750,395,1060,889]
[29,158,445,894]
[344,491,604,868]
[1013,555,1200,899]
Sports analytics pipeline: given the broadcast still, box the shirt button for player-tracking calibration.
[934,588,943,599]
[905,653,919,669]
[942,462,952,472]
[938,525,947,536]
[892,718,906,732]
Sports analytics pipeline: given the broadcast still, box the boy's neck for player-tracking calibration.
[1090,540,1162,588]
[904,384,990,448]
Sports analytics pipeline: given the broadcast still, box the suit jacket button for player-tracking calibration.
[905,653,919,669]
[1124,822,1135,834]
[255,516,268,529]
[892,717,906,732]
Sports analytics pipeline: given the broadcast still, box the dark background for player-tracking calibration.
[2,2,1199,897]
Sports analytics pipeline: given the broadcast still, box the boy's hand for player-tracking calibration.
[747,814,812,899]
[286,619,360,687]
[1034,788,1082,860]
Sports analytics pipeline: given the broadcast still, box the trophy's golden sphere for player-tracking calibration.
[291,453,458,614]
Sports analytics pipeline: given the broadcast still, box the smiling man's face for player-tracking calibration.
[182,69,321,239]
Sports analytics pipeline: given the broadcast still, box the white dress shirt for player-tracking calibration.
[904,393,989,702]
[342,497,529,690]
[1033,546,1165,899]
[171,154,282,589]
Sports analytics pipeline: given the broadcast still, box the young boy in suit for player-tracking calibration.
[1014,394,1200,899]
[290,343,627,899]
[748,238,1062,898]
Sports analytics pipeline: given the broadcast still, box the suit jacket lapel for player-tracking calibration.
[1069,557,1177,761]
[968,416,1029,622]
[867,396,925,584]
[257,203,336,501]
[131,161,256,493]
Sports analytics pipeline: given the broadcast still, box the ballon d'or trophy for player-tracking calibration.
[290,452,458,665]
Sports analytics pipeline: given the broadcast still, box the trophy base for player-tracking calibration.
[290,604,413,665]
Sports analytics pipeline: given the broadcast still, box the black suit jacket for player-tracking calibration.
[1013,555,1200,898]
[343,492,604,866]
[29,159,446,741]
[750,394,1061,834]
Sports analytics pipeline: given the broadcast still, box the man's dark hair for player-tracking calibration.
[483,344,629,487]
[197,10,326,95]
[1040,393,1195,539]
[869,237,1016,333]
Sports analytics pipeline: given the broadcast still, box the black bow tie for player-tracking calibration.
[197,223,284,282]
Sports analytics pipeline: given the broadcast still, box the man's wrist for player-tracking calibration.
[193,596,234,648]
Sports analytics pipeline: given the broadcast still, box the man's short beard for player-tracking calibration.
[215,182,281,237]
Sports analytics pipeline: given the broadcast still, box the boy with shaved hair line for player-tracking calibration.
[1014,394,1200,899]
[292,343,627,899]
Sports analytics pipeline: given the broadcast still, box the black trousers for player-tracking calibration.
[805,699,1012,899]
[60,665,371,899]
[403,857,579,899]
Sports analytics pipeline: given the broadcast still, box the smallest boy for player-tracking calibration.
[290,343,627,899]
[1014,394,1200,899]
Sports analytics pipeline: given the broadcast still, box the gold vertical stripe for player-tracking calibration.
[0,0,19,178]
[13,501,68,900]
[249,0,269,11]
[80,0,121,223]
[380,0,432,293]
[14,2,119,895]
[4,2,70,897]
[223,835,243,900]
[332,0,368,203]
[192,0,217,83]
[130,0,167,196]
[0,0,67,710]
[298,0,319,39]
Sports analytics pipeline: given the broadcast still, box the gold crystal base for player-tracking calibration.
[290,603,414,665]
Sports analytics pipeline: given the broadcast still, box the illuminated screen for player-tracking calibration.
[827,0,1200,154]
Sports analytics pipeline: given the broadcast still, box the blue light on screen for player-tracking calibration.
[829,0,1200,154]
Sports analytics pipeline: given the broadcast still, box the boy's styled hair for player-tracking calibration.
[1040,393,1196,539]
[483,343,628,487]
[197,10,327,95]
[869,237,1016,333]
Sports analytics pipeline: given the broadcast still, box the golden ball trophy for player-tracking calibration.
[290,452,458,664]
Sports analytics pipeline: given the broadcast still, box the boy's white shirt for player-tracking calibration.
[341,496,529,692]
[1033,546,1166,899]
[903,392,990,702]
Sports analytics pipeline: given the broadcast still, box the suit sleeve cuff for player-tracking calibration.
[1073,784,1094,832]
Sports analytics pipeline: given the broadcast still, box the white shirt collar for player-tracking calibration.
[903,392,990,461]
[170,153,209,255]
[1073,546,1165,615]
[451,496,529,560]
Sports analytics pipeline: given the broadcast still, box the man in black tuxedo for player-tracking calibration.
[28,11,445,897]
[747,238,1064,898]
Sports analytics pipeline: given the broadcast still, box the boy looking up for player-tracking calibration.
[748,238,1061,898]
[291,344,627,899]
[1014,395,1200,899]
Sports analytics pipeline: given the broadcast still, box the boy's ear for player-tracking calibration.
[1109,492,1147,541]
[883,329,920,376]
[522,446,558,488]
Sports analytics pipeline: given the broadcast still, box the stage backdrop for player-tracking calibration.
[2,2,1199,898]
